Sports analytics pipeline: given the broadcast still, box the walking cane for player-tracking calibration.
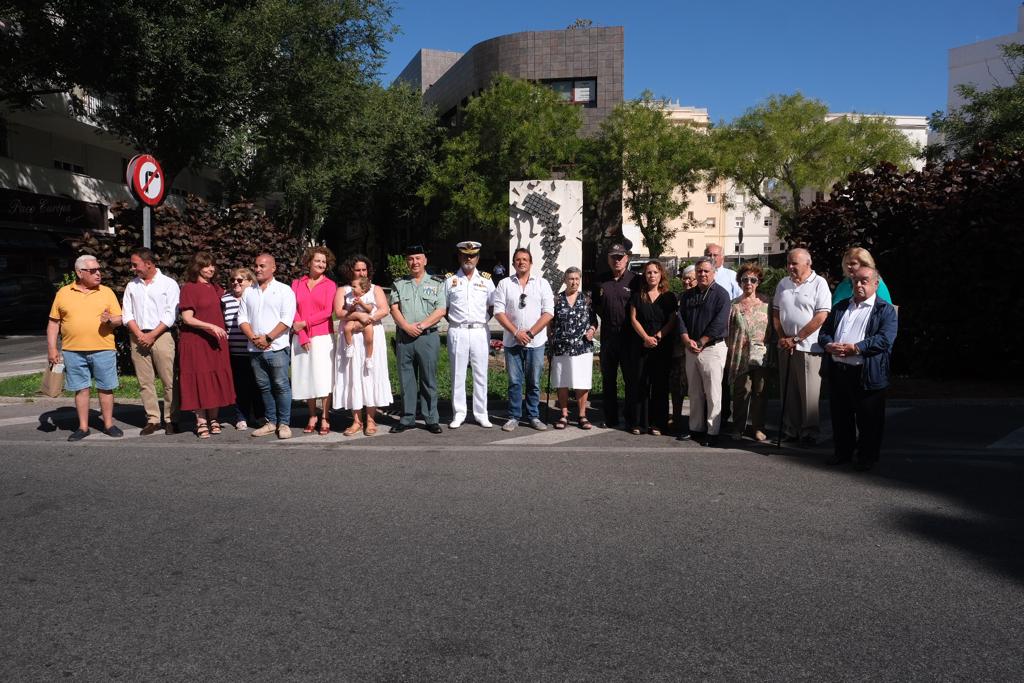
[776,348,793,449]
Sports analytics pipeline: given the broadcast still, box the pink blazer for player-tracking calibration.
[291,275,338,346]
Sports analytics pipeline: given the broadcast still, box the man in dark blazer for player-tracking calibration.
[818,266,898,471]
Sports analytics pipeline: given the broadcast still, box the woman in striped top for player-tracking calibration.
[221,267,263,430]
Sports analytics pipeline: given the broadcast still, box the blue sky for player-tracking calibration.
[379,0,1018,123]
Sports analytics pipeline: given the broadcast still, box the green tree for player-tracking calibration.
[420,74,583,238]
[929,43,1024,159]
[583,92,708,258]
[711,93,919,237]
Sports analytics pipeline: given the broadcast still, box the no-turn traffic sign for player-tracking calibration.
[126,154,166,207]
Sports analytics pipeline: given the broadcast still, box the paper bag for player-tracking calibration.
[40,363,64,397]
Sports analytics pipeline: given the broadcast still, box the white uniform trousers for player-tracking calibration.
[448,326,490,422]
[684,341,728,436]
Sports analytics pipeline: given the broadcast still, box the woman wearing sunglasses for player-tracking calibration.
[726,262,770,441]
[221,267,263,430]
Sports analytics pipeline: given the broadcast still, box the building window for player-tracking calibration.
[734,217,744,228]
[779,242,786,251]
[687,211,694,220]
[546,78,597,107]
[764,216,773,227]
[705,217,716,229]
[735,243,744,253]
[764,242,773,253]
[706,193,716,204]
[54,160,85,174]
[815,191,825,202]
[687,239,694,248]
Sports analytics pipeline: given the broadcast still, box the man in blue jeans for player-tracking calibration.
[493,248,555,431]
[238,253,297,439]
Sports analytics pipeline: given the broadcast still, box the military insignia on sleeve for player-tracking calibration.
[480,271,491,280]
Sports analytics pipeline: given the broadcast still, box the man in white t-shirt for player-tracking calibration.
[772,248,832,445]
[238,253,298,439]
[493,248,555,431]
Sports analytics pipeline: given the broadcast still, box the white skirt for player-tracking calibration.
[291,334,335,400]
[551,352,593,390]
[332,326,394,410]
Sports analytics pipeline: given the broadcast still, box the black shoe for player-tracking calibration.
[675,432,692,442]
[688,431,706,444]
[426,423,443,434]
[852,457,876,472]
[68,429,90,442]
[390,423,412,434]
[800,436,818,448]
[140,423,160,436]
[701,435,719,448]
[164,422,179,435]
[103,425,124,438]
[825,452,852,466]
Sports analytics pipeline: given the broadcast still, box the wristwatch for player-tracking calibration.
[792,336,802,344]
[526,330,535,340]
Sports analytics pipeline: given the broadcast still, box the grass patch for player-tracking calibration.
[0,373,160,399]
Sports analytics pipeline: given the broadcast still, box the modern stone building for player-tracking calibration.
[396,27,624,134]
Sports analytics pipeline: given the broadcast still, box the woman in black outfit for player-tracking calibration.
[628,260,678,435]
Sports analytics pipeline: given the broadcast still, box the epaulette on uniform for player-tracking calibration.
[480,271,491,280]
[444,272,454,279]
[431,274,445,283]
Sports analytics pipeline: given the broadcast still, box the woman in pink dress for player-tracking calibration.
[291,246,338,435]
[178,251,235,438]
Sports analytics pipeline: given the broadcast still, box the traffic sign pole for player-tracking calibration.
[125,154,165,249]
[143,206,151,248]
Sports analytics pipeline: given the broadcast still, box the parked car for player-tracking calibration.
[0,274,56,334]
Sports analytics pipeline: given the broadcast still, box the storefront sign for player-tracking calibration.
[0,188,106,232]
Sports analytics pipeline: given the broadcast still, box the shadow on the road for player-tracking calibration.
[36,404,151,434]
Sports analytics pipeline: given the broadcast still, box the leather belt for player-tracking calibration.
[704,338,724,347]
[450,322,487,329]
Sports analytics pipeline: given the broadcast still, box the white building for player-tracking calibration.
[0,93,222,279]
[948,5,1024,110]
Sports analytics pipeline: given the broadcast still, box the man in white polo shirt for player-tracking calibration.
[122,247,180,435]
[238,253,297,439]
[772,247,832,445]
[493,247,555,432]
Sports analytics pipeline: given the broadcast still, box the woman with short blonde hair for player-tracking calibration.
[833,247,893,305]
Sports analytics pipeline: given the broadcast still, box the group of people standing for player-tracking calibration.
[46,239,896,470]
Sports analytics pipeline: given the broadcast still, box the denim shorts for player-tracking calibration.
[64,350,119,392]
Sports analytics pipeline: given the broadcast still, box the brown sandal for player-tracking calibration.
[364,417,378,436]
[343,418,363,436]
[210,421,222,435]
[578,417,593,430]
[318,419,331,435]
[554,415,568,430]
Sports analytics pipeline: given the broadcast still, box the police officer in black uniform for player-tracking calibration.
[594,242,641,430]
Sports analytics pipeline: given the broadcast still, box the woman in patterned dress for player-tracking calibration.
[548,267,598,429]
[726,262,770,441]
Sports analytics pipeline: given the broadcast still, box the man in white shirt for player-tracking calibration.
[705,243,742,299]
[238,253,298,439]
[819,266,898,471]
[444,241,495,429]
[493,248,555,431]
[772,247,832,445]
[122,248,180,435]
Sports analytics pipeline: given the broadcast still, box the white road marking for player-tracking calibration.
[0,415,45,427]
[987,426,1024,450]
[489,425,608,446]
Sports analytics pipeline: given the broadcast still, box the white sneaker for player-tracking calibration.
[502,419,518,432]
[477,418,493,428]
[364,358,374,371]
[449,415,465,429]
[529,418,548,431]
[344,345,355,358]
[235,420,248,431]
[251,422,277,437]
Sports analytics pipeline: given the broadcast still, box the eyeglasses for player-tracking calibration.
[78,268,101,274]
[231,278,247,283]
[518,293,527,309]
[609,254,626,261]
[740,277,759,284]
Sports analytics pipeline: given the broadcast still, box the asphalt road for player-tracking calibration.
[1,399,1023,680]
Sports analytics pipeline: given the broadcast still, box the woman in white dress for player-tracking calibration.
[332,254,393,436]
[291,246,338,435]
[548,267,598,429]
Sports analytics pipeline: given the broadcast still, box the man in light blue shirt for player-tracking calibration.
[705,243,742,299]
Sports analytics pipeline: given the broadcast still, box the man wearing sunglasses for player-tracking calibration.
[444,240,495,429]
[493,248,554,431]
[594,242,641,430]
[122,247,181,435]
[47,255,124,441]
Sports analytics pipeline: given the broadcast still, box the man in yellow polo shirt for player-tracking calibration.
[47,254,125,441]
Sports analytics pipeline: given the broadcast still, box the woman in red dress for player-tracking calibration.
[178,252,235,438]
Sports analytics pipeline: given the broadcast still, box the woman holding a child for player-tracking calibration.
[332,254,393,436]
[291,246,338,435]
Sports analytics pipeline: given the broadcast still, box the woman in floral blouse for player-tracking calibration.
[549,267,598,429]
[727,262,771,441]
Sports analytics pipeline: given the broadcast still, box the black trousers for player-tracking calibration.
[599,331,636,427]
[229,352,265,424]
[632,349,669,431]
[828,363,886,464]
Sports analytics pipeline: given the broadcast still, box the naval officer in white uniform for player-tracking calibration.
[444,240,495,428]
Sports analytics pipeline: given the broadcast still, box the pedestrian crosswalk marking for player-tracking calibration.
[987,425,1024,450]
[490,424,608,446]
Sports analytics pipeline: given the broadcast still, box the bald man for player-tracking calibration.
[238,253,298,439]
[772,248,832,445]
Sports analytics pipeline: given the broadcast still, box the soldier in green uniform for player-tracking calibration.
[388,244,447,434]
